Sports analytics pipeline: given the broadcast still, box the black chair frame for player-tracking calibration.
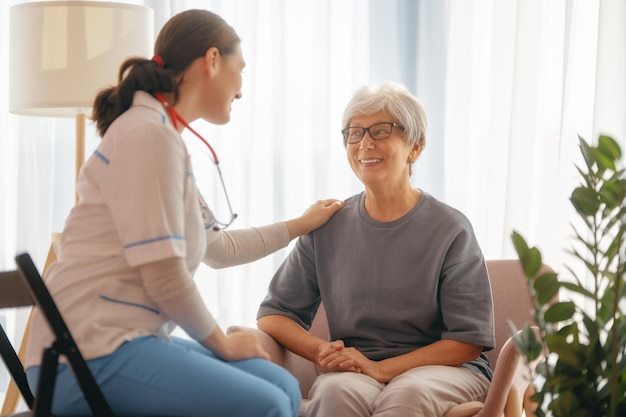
[0,253,114,417]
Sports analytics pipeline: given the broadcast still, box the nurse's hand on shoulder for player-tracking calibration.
[285,199,345,239]
[203,327,270,362]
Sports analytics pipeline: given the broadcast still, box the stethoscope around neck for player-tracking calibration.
[154,92,237,231]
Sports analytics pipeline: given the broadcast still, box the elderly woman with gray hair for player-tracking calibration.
[257,81,495,417]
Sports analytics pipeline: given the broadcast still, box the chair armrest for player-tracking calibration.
[226,325,321,400]
[433,340,526,417]
[476,327,541,417]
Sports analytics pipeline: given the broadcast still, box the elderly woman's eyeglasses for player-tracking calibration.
[342,122,404,144]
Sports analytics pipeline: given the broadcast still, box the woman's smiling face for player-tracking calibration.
[345,111,415,189]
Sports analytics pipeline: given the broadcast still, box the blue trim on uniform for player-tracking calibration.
[99,295,160,315]
[124,235,185,249]
[94,150,110,164]
[205,219,216,230]
[160,114,166,124]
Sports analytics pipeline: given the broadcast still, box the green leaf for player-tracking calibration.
[533,272,560,304]
[578,136,595,168]
[563,263,586,288]
[511,231,529,260]
[599,178,624,209]
[603,228,622,261]
[544,301,576,323]
[559,282,594,299]
[546,334,581,362]
[511,233,543,277]
[574,164,594,189]
[581,314,599,346]
[598,287,617,324]
[570,187,600,216]
[522,248,543,277]
[590,146,616,171]
[598,134,622,161]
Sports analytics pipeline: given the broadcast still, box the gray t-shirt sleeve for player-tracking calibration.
[257,233,321,329]
[439,246,494,348]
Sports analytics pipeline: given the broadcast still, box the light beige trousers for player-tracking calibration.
[306,365,490,417]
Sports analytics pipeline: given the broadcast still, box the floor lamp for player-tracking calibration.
[4,1,153,413]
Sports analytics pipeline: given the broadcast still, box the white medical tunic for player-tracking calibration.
[26,91,217,366]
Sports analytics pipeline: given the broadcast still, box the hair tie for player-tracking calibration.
[151,55,164,68]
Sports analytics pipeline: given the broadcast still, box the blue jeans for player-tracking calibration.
[26,336,301,417]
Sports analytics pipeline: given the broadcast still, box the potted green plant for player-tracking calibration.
[511,134,626,417]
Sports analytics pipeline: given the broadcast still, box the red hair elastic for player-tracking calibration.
[151,55,164,68]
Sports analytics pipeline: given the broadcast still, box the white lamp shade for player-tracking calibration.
[9,1,154,117]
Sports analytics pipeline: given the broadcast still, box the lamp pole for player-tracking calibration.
[75,112,86,203]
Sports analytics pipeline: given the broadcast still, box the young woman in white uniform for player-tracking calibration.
[24,9,343,417]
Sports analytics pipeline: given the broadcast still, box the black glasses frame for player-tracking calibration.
[342,122,404,144]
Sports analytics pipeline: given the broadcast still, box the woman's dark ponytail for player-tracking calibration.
[92,9,240,137]
[92,58,176,137]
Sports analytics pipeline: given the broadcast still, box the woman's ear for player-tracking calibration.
[204,47,220,76]
[408,142,424,163]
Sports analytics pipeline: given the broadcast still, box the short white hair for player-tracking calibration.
[342,81,427,149]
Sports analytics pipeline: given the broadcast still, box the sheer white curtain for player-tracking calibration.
[370,0,625,266]
[0,0,624,355]
[439,0,625,267]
